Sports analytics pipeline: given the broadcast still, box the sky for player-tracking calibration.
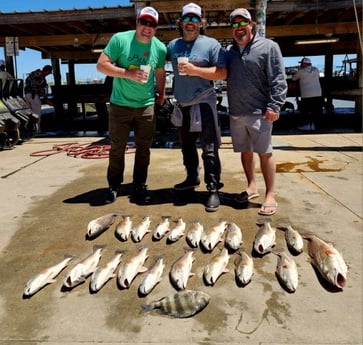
[0,1,356,83]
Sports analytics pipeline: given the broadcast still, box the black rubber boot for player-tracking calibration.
[205,184,220,212]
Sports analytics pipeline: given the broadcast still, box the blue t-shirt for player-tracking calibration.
[167,35,226,103]
[104,30,166,108]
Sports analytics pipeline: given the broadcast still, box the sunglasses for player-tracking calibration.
[138,18,158,28]
[181,16,201,23]
[231,20,250,29]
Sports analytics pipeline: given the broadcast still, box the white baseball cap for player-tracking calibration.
[138,6,159,23]
[182,3,202,17]
[299,57,312,64]
[230,8,252,22]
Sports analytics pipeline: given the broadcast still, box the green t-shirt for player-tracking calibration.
[104,30,166,108]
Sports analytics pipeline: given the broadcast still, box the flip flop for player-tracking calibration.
[234,191,260,203]
[258,202,278,216]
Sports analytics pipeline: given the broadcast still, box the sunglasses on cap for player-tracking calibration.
[231,19,250,28]
[181,16,201,23]
[138,18,158,28]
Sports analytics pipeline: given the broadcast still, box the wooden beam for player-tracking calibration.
[0,22,357,48]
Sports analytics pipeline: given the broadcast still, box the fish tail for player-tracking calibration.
[141,303,155,314]
[300,231,316,240]
[256,217,272,225]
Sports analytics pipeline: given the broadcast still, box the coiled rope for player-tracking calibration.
[30,142,136,159]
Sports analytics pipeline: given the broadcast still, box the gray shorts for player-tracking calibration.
[229,115,273,153]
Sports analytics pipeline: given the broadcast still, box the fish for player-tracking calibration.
[167,217,186,242]
[225,222,243,251]
[87,213,120,238]
[169,248,195,290]
[89,250,125,292]
[131,215,151,242]
[186,220,204,248]
[23,254,75,297]
[200,220,228,252]
[276,222,304,254]
[152,216,170,240]
[139,255,166,295]
[118,246,149,289]
[203,247,230,285]
[272,248,299,293]
[253,218,276,255]
[301,232,348,289]
[234,249,254,285]
[141,290,210,318]
[115,215,133,241]
[63,245,105,289]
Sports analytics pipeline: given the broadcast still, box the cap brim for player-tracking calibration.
[138,14,158,24]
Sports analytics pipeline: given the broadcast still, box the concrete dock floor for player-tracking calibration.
[0,132,362,345]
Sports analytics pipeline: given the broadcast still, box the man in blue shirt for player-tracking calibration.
[167,3,227,212]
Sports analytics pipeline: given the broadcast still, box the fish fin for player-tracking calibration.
[139,266,149,273]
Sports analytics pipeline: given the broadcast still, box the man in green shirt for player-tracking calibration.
[97,6,166,205]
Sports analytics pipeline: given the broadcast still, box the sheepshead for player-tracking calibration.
[118,246,149,289]
[115,215,133,241]
[90,250,125,292]
[225,222,243,251]
[131,216,151,242]
[186,220,204,248]
[272,248,299,293]
[141,290,210,318]
[63,245,105,289]
[277,222,304,254]
[152,216,170,240]
[253,218,276,255]
[24,254,75,296]
[203,247,230,285]
[167,217,186,242]
[301,232,348,289]
[200,220,227,252]
[87,212,120,238]
[169,248,195,290]
[234,249,254,285]
[139,255,166,295]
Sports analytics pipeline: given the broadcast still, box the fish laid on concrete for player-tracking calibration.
[167,217,186,242]
[276,222,304,254]
[141,290,210,318]
[131,216,151,242]
[272,248,299,293]
[186,220,204,248]
[63,245,105,289]
[87,213,120,238]
[118,246,149,289]
[200,220,227,252]
[90,250,125,292]
[23,254,75,297]
[253,218,276,255]
[301,232,348,289]
[234,249,254,286]
[152,216,170,240]
[139,255,166,295]
[169,248,195,290]
[115,215,133,241]
[225,222,243,251]
[203,247,230,286]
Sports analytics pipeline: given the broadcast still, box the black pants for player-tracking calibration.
[300,96,323,125]
[178,103,221,187]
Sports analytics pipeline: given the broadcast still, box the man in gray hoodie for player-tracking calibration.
[225,8,287,216]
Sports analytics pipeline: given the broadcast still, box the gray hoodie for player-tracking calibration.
[226,35,287,116]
